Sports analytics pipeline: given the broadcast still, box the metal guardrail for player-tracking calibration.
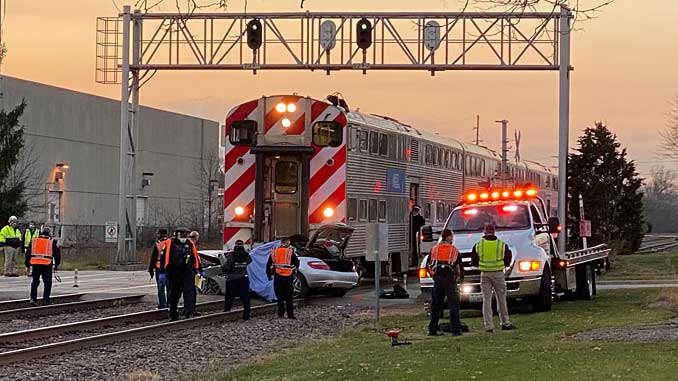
[0,295,145,321]
[561,244,610,260]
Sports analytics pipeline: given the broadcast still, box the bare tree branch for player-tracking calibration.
[661,95,678,160]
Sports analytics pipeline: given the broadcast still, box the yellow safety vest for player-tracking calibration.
[476,238,506,272]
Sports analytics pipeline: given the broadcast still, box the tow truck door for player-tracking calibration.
[530,203,551,254]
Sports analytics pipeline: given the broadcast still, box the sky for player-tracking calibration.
[2,0,677,178]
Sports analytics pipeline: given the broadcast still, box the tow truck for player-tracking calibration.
[418,186,609,311]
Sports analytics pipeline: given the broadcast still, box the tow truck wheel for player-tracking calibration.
[576,264,594,300]
[532,266,552,312]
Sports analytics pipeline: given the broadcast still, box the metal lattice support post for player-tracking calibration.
[129,11,142,262]
[557,5,572,255]
[117,6,131,265]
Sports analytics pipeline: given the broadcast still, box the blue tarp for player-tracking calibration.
[247,240,279,302]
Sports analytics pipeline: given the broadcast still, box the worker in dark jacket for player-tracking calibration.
[148,228,169,309]
[24,228,61,306]
[222,239,252,320]
[160,228,204,321]
[427,229,464,336]
[471,223,516,332]
[266,237,300,319]
[410,205,426,266]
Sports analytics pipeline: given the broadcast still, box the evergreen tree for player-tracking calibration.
[567,122,644,254]
[0,101,27,224]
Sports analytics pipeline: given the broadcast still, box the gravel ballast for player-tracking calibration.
[574,318,678,342]
[0,303,365,381]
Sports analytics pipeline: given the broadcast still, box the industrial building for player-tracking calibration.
[1,76,221,257]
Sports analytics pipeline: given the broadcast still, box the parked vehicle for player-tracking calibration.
[418,186,609,311]
[198,224,359,299]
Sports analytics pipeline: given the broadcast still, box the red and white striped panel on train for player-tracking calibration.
[223,95,347,249]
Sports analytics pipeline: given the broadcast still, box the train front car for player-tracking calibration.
[223,95,348,249]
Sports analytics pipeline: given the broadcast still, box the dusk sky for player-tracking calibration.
[3,0,677,178]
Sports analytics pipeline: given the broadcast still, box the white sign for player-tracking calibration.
[320,20,337,50]
[105,221,118,243]
[365,223,389,262]
[579,220,591,238]
[424,21,441,51]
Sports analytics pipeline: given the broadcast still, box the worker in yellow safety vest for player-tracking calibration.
[267,237,300,319]
[427,229,464,336]
[23,221,41,253]
[471,224,516,332]
[0,216,23,277]
[24,228,61,306]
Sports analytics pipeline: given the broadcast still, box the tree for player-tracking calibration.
[0,101,28,224]
[644,166,676,201]
[642,166,678,234]
[660,95,678,159]
[567,122,644,254]
[189,147,224,243]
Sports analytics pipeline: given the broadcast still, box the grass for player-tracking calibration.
[191,289,678,381]
[603,250,678,280]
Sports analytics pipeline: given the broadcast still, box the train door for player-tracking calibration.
[408,182,422,267]
[261,155,306,241]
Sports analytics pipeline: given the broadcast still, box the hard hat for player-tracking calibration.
[8,216,18,223]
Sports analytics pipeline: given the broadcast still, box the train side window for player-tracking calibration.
[436,202,445,222]
[347,198,357,221]
[368,199,378,221]
[481,160,485,177]
[425,144,432,165]
[347,126,357,151]
[378,200,387,222]
[274,161,298,194]
[397,135,404,161]
[378,133,388,156]
[358,130,369,152]
[424,203,431,220]
[228,120,257,146]
[312,121,343,147]
[369,131,379,155]
[443,150,450,168]
[358,199,368,221]
[465,156,471,174]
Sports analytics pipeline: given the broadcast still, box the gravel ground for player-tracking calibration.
[0,303,365,381]
[0,302,157,334]
[575,318,678,342]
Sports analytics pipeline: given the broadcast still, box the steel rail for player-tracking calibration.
[0,293,85,311]
[0,294,146,321]
[0,301,305,365]
[0,300,225,345]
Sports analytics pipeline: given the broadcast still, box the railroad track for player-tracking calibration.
[0,300,303,365]
[0,293,85,311]
[0,294,146,321]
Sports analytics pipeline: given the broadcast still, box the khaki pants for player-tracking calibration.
[3,246,19,276]
[480,271,511,330]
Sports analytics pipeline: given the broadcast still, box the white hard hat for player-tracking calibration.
[8,216,18,223]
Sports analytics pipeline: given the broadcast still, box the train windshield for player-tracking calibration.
[446,203,531,232]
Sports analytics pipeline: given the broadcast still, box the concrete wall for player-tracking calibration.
[1,76,219,230]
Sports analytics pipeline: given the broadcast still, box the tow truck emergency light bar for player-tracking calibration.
[463,186,539,204]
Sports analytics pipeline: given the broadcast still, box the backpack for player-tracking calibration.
[167,240,192,269]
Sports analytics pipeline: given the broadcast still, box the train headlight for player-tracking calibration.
[234,206,245,216]
[275,102,287,113]
[281,118,292,128]
[323,207,335,218]
[286,103,297,113]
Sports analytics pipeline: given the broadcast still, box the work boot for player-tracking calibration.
[29,299,37,307]
[501,324,517,331]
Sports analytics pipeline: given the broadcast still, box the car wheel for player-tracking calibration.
[328,288,348,298]
[199,278,221,295]
[532,266,552,312]
[576,264,594,300]
[292,273,309,299]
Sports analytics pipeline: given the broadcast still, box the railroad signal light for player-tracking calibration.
[356,18,372,49]
[247,19,263,50]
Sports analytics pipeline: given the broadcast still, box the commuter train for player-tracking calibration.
[223,94,558,274]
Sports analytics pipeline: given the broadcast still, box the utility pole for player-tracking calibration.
[496,119,509,186]
[557,5,572,256]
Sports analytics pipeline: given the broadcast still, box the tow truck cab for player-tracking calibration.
[419,187,562,311]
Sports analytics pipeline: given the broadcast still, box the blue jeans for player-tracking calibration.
[156,273,169,309]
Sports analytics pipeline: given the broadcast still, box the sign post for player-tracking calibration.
[578,195,590,248]
[366,223,388,322]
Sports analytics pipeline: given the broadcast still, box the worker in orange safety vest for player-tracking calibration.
[148,228,169,309]
[24,228,61,306]
[266,237,300,319]
[427,229,464,336]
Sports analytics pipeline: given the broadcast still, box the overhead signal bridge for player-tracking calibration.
[96,10,565,81]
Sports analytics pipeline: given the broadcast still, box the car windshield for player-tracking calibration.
[446,203,531,232]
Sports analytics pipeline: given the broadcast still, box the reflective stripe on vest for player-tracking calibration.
[477,238,505,272]
[429,243,459,276]
[30,237,54,266]
[155,240,166,269]
[272,247,294,276]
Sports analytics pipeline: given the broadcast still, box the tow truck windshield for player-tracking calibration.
[446,203,531,232]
